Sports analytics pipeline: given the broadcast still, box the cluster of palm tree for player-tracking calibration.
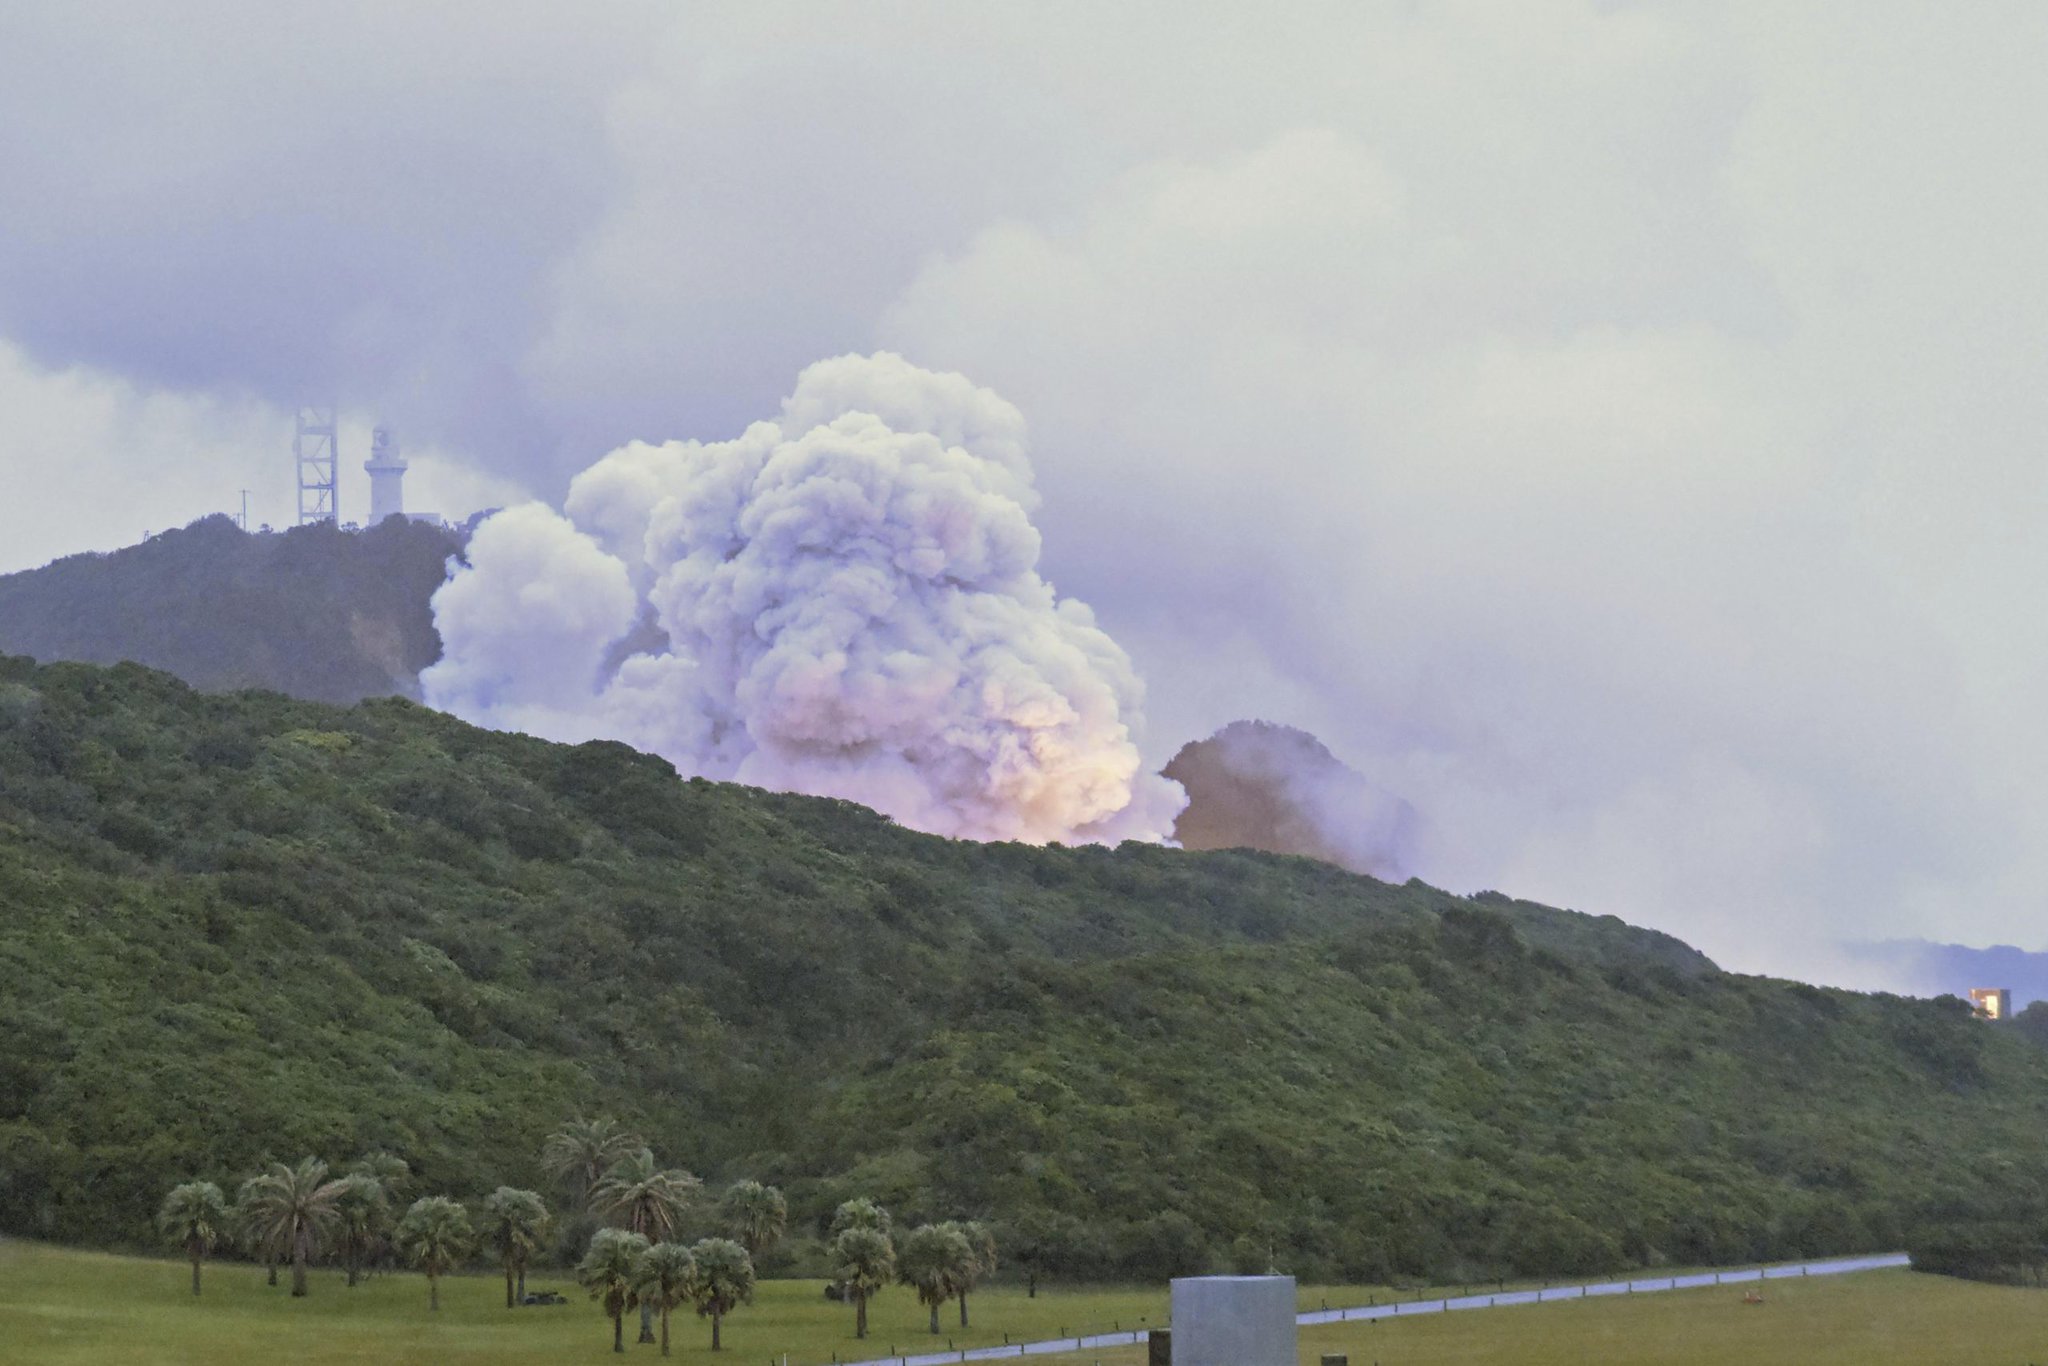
[156,1116,991,1354]
[826,1198,997,1339]
[157,1152,544,1313]
[545,1116,781,1355]
[575,1228,756,1355]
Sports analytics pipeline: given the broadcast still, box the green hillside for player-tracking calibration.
[0,655,2042,1283]
[0,516,458,704]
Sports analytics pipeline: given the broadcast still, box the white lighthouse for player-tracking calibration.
[364,425,407,524]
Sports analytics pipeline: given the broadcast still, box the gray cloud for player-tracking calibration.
[0,2,660,474]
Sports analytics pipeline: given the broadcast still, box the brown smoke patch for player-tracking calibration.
[1164,719,1416,879]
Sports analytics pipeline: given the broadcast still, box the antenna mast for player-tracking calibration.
[295,406,339,526]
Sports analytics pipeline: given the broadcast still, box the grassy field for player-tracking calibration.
[5,1239,2043,1365]
[0,1237,1180,1365]
[1031,1267,2048,1366]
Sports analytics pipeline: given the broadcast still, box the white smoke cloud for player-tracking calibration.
[422,352,1183,844]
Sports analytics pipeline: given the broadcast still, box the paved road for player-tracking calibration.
[828,1252,1911,1366]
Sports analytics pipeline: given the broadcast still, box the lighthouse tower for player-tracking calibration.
[364,426,407,525]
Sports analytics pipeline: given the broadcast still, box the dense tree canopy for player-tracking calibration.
[0,517,459,704]
[2,657,2046,1283]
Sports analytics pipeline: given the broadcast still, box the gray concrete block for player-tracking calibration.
[1169,1275,1297,1366]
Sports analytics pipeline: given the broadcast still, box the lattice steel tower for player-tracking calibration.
[295,406,339,526]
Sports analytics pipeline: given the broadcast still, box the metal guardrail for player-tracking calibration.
[821,1253,1913,1366]
[1295,1252,1911,1327]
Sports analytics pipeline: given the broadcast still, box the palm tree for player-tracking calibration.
[395,1196,475,1312]
[593,1148,700,1240]
[629,1242,694,1357]
[157,1181,229,1297]
[720,1180,787,1260]
[941,1219,997,1328]
[346,1151,412,1203]
[483,1186,552,1308]
[542,1116,643,1212]
[685,1237,754,1352]
[830,1196,891,1239]
[578,1228,651,1354]
[593,1148,700,1343]
[239,1158,346,1297]
[231,1174,281,1287]
[331,1173,391,1288]
[831,1225,895,1340]
[898,1224,971,1334]
[346,1151,411,1274]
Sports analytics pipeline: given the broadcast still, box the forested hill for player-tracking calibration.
[2,657,2045,1284]
[0,515,459,704]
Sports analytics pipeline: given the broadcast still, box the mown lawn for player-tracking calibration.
[8,1240,2039,1365]
[0,1237,1178,1365]
[1030,1266,2048,1365]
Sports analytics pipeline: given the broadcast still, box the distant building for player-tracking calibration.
[363,426,441,527]
[365,426,408,525]
[1969,987,2011,1020]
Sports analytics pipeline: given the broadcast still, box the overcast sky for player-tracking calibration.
[2,1,2044,979]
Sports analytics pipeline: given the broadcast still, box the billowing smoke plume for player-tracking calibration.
[1164,721,1417,879]
[423,353,1184,844]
